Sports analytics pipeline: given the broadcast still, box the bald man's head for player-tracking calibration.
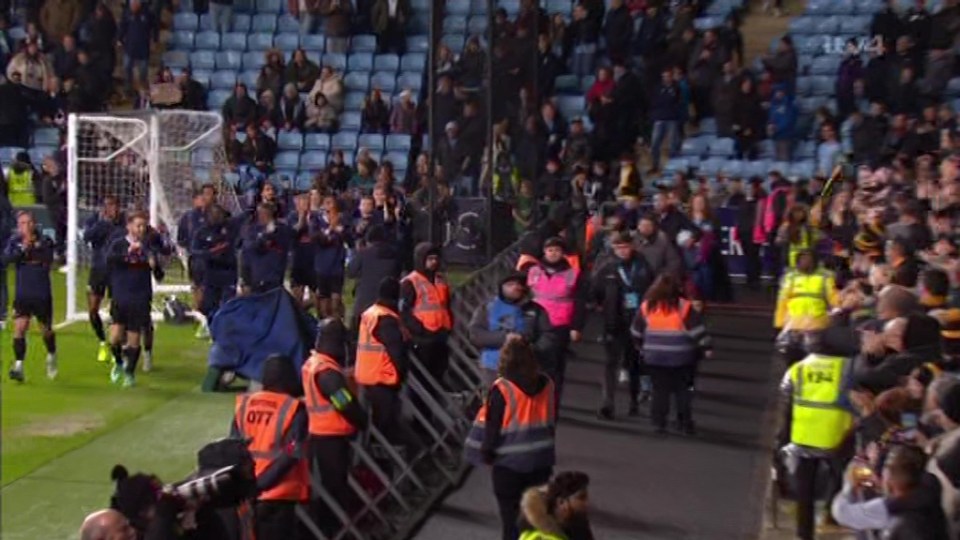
[80,509,136,540]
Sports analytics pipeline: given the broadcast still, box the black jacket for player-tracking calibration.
[346,240,402,320]
[591,254,654,332]
[884,473,950,540]
[469,293,555,362]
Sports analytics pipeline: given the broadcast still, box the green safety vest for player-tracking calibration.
[787,228,813,268]
[785,270,831,326]
[519,530,567,540]
[7,169,35,206]
[788,354,853,450]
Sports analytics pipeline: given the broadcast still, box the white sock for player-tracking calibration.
[13,360,23,370]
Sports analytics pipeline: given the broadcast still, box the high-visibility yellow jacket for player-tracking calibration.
[774,269,838,330]
[787,354,854,450]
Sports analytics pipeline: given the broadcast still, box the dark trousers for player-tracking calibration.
[742,238,762,286]
[202,281,236,318]
[413,339,449,387]
[377,19,406,54]
[255,500,299,540]
[541,329,571,405]
[794,455,843,540]
[363,384,423,457]
[648,364,694,429]
[310,435,352,533]
[492,465,552,540]
[601,332,640,411]
[0,265,7,321]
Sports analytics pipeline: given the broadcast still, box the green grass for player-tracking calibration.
[1,266,471,539]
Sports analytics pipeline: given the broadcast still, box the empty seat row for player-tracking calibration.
[665,157,819,179]
[170,30,327,52]
[680,137,818,161]
[271,132,413,152]
[805,0,889,15]
[787,15,872,35]
[164,44,431,71]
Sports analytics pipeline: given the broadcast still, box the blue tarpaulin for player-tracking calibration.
[207,288,317,382]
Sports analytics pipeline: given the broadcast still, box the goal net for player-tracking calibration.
[64,110,237,324]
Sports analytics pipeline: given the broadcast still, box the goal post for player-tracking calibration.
[65,110,235,325]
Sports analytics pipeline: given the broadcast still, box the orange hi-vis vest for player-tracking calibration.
[402,271,453,332]
[301,352,357,437]
[464,377,557,472]
[516,253,539,272]
[355,304,401,386]
[564,253,581,273]
[234,391,309,502]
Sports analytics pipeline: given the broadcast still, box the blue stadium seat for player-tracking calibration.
[500,0,520,15]
[374,54,400,72]
[358,133,384,151]
[352,34,378,52]
[33,128,59,147]
[406,35,430,53]
[756,140,775,160]
[192,148,216,167]
[257,0,282,13]
[195,31,220,50]
[233,14,252,33]
[277,14,300,33]
[411,0,430,10]
[174,13,199,31]
[216,51,242,70]
[446,0,470,15]
[385,151,408,170]
[273,170,297,187]
[814,16,840,35]
[348,52,374,71]
[698,157,724,177]
[164,50,191,69]
[840,16,869,34]
[322,53,347,70]
[252,14,277,33]
[332,131,358,150]
[302,151,329,170]
[370,71,396,93]
[193,168,212,184]
[680,137,707,158]
[295,171,315,191]
[385,134,411,152]
[344,91,366,111]
[769,161,792,177]
[240,69,258,88]
[805,0,830,14]
[442,33,465,52]
[304,135,331,153]
[0,147,23,165]
[277,131,303,151]
[825,0,854,14]
[787,17,815,34]
[556,95,585,118]
[693,17,721,31]
[171,31,195,50]
[220,172,239,189]
[444,15,467,33]
[810,55,839,75]
[811,76,833,96]
[743,160,770,179]
[207,90,231,110]
[306,50,322,65]
[344,71,370,92]
[199,13,214,31]
[698,118,717,135]
[796,76,813,97]
[793,35,824,55]
[546,0,571,13]
[193,69,213,87]
[554,74,579,94]
[221,32,247,51]
[946,77,960,98]
[190,50,217,70]
[248,33,273,50]
[243,51,267,69]
[579,75,596,93]
[663,158,689,175]
[274,151,300,169]
[301,34,325,52]
[707,137,736,158]
[720,159,744,177]
[795,141,817,160]
[854,0,883,14]
[212,70,238,89]
[340,111,362,131]
[410,13,430,34]
[468,15,487,34]
[798,97,826,115]
[275,33,299,52]
[469,0,487,13]
[396,71,422,92]
[400,52,426,72]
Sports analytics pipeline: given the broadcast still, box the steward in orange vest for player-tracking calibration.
[230,355,309,540]
[400,243,454,385]
[302,318,368,521]
[464,335,556,540]
[356,277,424,455]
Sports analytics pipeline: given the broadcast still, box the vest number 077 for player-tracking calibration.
[246,410,274,425]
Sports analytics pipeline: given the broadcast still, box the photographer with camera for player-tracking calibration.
[230,354,310,540]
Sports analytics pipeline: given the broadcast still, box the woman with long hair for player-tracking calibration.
[465,335,556,540]
[686,194,733,302]
[775,203,817,270]
[631,275,712,435]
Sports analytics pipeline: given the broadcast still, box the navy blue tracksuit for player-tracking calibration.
[242,222,292,293]
[191,222,240,318]
[177,208,207,286]
[83,214,125,296]
[2,233,55,325]
[106,235,158,330]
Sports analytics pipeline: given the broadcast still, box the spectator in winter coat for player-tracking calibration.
[361,89,390,133]
[318,0,352,53]
[648,69,682,173]
[221,83,259,129]
[836,40,865,120]
[761,36,797,93]
[284,49,320,93]
[635,212,682,276]
[603,0,632,65]
[565,4,599,78]
[371,0,410,54]
[6,39,51,92]
[309,66,345,113]
[118,1,154,94]
[305,92,338,133]
[278,83,305,131]
[768,84,798,161]
[733,77,766,160]
[389,89,417,135]
[712,60,741,138]
[345,224,401,328]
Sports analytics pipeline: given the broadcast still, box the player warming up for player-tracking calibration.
[105,212,163,388]
[2,211,57,382]
[82,195,125,363]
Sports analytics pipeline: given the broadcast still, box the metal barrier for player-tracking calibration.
[296,242,522,540]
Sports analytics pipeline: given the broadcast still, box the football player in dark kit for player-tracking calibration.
[105,211,164,388]
[83,195,125,363]
[2,211,58,382]
[191,204,241,321]
[177,188,210,338]
[242,201,292,293]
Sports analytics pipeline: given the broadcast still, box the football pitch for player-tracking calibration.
[1,268,470,539]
